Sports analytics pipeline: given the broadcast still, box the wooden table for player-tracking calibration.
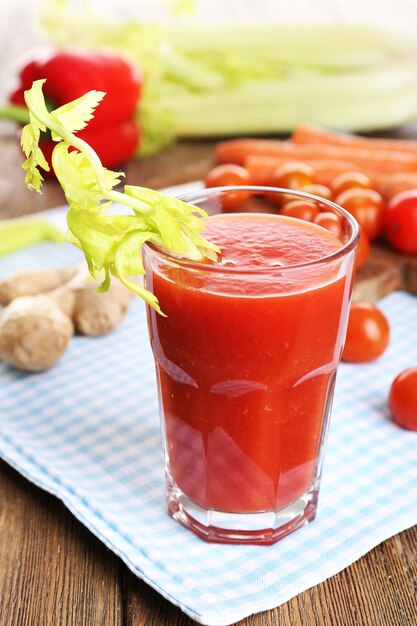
[1,4,417,625]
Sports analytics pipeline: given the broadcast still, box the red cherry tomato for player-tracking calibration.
[330,171,373,196]
[342,302,389,363]
[272,162,314,190]
[335,188,385,241]
[205,164,252,210]
[388,367,417,431]
[313,212,342,240]
[384,190,417,254]
[301,184,333,201]
[280,200,319,222]
[355,231,370,270]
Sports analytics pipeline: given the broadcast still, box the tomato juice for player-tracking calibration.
[144,205,358,543]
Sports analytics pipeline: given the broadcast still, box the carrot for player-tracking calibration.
[216,139,274,166]
[245,155,417,201]
[215,138,417,174]
[244,155,381,188]
[291,125,417,156]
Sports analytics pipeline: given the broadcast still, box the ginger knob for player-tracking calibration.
[0,266,77,306]
[0,295,74,371]
[72,280,134,336]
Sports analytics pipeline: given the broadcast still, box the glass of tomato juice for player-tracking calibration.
[143,187,359,545]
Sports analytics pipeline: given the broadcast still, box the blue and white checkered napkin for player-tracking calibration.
[1,215,417,626]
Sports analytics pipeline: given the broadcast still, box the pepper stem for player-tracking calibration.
[0,104,30,125]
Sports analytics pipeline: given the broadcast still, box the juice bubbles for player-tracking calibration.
[144,191,358,544]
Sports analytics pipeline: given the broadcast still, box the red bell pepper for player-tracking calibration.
[2,48,142,169]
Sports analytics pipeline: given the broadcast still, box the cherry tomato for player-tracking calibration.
[330,171,373,196]
[384,190,417,254]
[342,302,389,363]
[388,367,417,431]
[335,188,385,241]
[355,230,370,271]
[205,164,252,210]
[272,162,314,190]
[300,184,333,202]
[313,212,342,240]
[280,200,319,222]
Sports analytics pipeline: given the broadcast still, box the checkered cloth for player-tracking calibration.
[1,209,416,626]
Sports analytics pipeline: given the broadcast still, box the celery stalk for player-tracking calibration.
[0,218,65,256]
[40,0,417,154]
[161,58,417,135]
[0,105,30,124]
[162,24,414,69]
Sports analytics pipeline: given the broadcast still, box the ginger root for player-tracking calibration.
[0,295,73,371]
[0,264,136,371]
[72,280,134,336]
[0,266,77,306]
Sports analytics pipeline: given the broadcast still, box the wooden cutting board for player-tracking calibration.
[354,245,417,302]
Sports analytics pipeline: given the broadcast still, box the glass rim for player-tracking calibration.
[145,185,360,274]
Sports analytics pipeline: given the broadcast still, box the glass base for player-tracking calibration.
[167,481,319,545]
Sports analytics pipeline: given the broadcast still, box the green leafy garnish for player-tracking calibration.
[21,79,219,313]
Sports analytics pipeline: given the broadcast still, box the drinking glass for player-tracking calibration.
[143,187,359,544]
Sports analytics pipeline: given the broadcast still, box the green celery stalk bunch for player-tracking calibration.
[40,0,417,155]
[21,80,219,313]
[0,217,65,256]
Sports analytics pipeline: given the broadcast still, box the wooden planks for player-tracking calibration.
[0,460,123,626]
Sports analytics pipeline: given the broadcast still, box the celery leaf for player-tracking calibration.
[21,79,219,313]
[20,81,50,191]
[51,90,106,140]
[52,143,123,210]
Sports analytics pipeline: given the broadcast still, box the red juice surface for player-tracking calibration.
[145,214,353,513]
